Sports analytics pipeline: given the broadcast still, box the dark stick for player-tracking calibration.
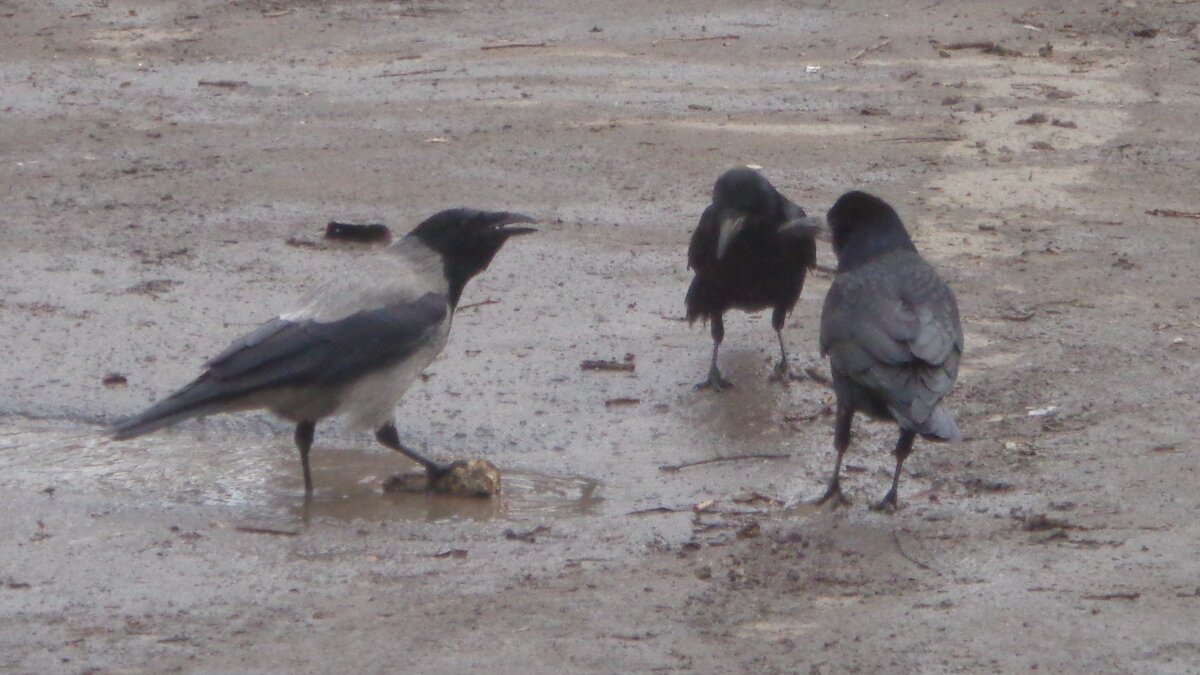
[892,531,934,571]
[659,453,790,473]
[481,42,548,50]
[235,526,300,537]
[375,67,448,78]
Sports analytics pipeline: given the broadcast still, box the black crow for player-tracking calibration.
[814,191,962,511]
[113,209,535,495]
[685,167,820,391]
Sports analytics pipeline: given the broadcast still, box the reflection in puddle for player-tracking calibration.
[277,446,604,523]
[688,350,788,439]
[1,427,602,525]
[293,471,603,523]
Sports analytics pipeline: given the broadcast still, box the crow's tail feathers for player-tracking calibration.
[918,404,960,443]
[111,377,237,440]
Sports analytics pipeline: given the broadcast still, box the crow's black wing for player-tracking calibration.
[687,203,721,274]
[820,252,961,432]
[205,291,449,391]
[774,199,818,271]
[112,292,449,439]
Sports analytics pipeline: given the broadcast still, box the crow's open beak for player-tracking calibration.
[780,215,830,242]
[492,212,538,236]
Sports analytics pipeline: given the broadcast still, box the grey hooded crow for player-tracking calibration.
[685,167,820,391]
[814,191,962,511]
[113,208,535,495]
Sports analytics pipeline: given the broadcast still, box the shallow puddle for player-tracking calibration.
[1,425,603,524]
[291,470,604,523]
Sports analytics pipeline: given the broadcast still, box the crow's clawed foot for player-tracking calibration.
[869,490,900,513]
[814,481,851,508]
[694,366,734,392]
[768,358,791,383]
[770,358,812,383]
[385,459,493,496]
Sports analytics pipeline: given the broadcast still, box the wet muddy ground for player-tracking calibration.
[3,0,1200,672]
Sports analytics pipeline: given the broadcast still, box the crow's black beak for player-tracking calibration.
[780,215,830,242]
[716,214,745,260]
[492,212,538,236]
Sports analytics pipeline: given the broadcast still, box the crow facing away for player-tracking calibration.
[814,191,962,511]
[685,167,820,391]
[113,209,535,495]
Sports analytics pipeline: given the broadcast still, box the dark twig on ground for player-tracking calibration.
[235,526,300,537]
[581,357,635,372]
[1147,209,1200,219]
[851,38,891,61]
[375,67,447,78]
[457,298,501,311]
[659,453,790,473]
[652,34,740,45]
[892,531,934,571]
[481,42,548,50]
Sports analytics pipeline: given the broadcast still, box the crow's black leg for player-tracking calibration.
[769,305,792,380]
[294,421,316,496]
[375,423,454,477]
[695,313,734,391]
[871,429,917,512]
[815,406,853,507]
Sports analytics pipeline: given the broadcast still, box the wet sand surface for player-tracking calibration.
[3,0,1200,671]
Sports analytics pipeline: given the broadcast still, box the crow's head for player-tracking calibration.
[408,209,536,307]
[826,191,916,271]
[708,167,801,258]
[712,167,785,218]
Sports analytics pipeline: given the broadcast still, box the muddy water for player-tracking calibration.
[1,422,603,524]
[303,470,602,523]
